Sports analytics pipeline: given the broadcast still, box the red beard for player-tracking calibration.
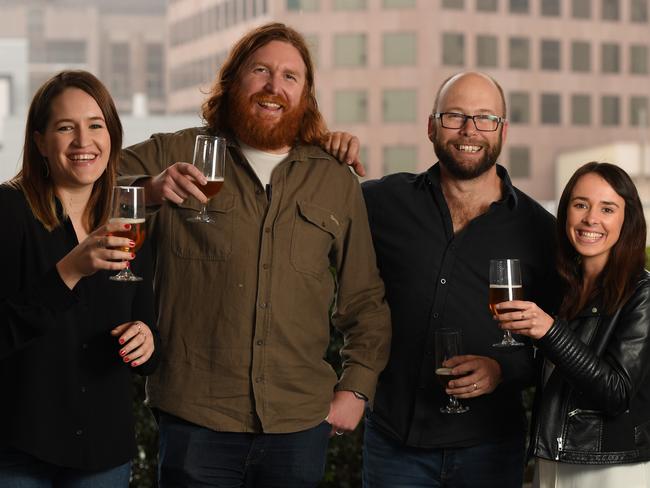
[228,88,307,151]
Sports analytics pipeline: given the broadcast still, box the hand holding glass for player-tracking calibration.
[187,135,226,223]
[489,258,525,347]
[435,328,469,414]
[109,186,146,282]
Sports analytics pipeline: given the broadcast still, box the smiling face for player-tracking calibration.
[429,73,508,180]
[229,40,307,153]
[34,87,110,194]
[566,172,626,275]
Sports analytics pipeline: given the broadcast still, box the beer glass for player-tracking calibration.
[435,328,469,414]
[109,186,146,282]
[489,258,524,347]
[187,135,226,223]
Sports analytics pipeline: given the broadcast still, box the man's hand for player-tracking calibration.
[323,132,366,177]
[143,162,208,206]
[443,355,502,399]
[325,390,366,437]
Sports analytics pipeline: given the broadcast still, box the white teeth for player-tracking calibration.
[578,231,603,239]
[69,154,96,161]
[259,101,281,109]
[457,144,481,153]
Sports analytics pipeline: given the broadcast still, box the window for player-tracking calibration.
[383,89,417,122]
[509,92,530,124]
[476,35,498,67]
[31,40,87,64]
[630,45,649,74]
[334,90,368,123]
[509,147,530,178]
[476,0,497,11]
[334,33,367,66]
[571,94,591,125]
[442,33,465,66]
[383,146,418,174]
[383,0,416,7]
[571,41,591,72]
[0,76,12,117]
[541,0,560,16]
[509,37,530,69]
[601,43,620,73]
[333,0,366,9]
[630,96,649,126]
[509,0,529,13]
[286,0,318,10]
[443,0,464,8]
[383,32,417,66]
[601,95,620,125]
[541,93,561,124]
[571,0,590,17]
[541,40,561,70]
[304,34,319,67]
[146,43,164,100]
[631,0,648,22]
[602,0,619,20]
[110,42,131,99]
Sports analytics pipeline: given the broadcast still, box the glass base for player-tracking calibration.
[493,338,525,348]
[109,270,143,282]
[187,215,214,223]
[440,404,470,414]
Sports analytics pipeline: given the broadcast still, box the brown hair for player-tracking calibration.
[11,70,122,231]
[557,162,647,318]
[201,22,328,145]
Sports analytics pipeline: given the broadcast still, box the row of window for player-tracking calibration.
[170,51,228,91]
[289,0,649,23]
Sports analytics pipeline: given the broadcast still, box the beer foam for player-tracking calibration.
[206,177,225,182]
[489,284,523,288]
[435,367,454,375]
[109,218,146,224]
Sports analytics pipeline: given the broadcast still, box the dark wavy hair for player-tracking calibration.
[201,22,328,145]
[11,70,122,231]
[557,162,647,318]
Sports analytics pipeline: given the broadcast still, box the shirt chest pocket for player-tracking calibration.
[171,194,235,261]
[291,200,342,280]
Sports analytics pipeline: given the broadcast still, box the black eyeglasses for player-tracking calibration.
[432,112,505,132]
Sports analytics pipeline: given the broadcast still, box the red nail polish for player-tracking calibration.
[119,338,125,345]
[131,361,138,367]
[129,241,135,247]
[131,253,135,259]
[124,224,131,230]
[123,356,130,362]
[120,349,126,356]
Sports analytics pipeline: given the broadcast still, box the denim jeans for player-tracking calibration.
[362,417,525,488]
[158,412,330,488]
[0,447,130,488]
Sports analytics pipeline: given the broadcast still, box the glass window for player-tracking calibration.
[541,0,560,16]
[509,147,530,178]
[571,0,591,17]
[631,0,648,21]
[509,0,529,13]
[383,89,417,122]
[383,146,418,174]
[476,35,498,67]
[630,96,649,126]
[541,93,561,124]
[602,0,619,20]
[110,42,131,99]
[383,0,416,7]
[443,0,464,8]
[509,37,530,69]
[146,43,164,100]
[334,90,368,123]
[601,95,620,125]
[383,32,417,66]
[286,0,318,10]
[304,34,319,67]
[476,0,498,11]
[601,43,620,73]
[571,41,591,72]
[442,33,465,66]
[334,33,367,66]
[541,40,561,70]
[571,94,591,125]
[509,92,530,124]
[630,45,649,74]
[333,0,366,9]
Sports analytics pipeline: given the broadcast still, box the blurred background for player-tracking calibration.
[1,0,648,486]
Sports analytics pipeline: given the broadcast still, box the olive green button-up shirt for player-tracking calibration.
[120,127,391,433]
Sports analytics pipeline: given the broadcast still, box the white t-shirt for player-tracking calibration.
[238,140,289,188]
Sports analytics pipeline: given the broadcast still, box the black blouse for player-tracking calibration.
[0,184,160,470]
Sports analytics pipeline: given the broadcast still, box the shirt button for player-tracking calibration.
[591,307,598,313]
[76,429,83,436]
[255,377,263,383]
[264,227,271,233]
[81,343,88,350]
[433,313,439,319]
[262,263,269,270]
[259,302,267,309]
[440,278,447,284]
[256,340,264,346]
[255,188,263,195]
[80,386,86,393]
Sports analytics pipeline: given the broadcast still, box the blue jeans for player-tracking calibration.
[362,418,525,488]
[0,447,130,488]
[158,412,330,488]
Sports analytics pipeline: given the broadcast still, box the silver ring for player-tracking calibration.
[335,430,344,436]
[473,383,478,392]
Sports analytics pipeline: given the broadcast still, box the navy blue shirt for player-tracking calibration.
[363,163,557,448]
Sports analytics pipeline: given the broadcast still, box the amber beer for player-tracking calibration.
[200,177,224,200]
[109,218,146,252]
[488,285,524,315]
[435,367,467,389]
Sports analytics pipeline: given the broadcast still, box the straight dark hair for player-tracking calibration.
[11,70,122,231]
[557,162,647,318]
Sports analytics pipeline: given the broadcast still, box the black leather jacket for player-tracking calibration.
[529,270,650,464]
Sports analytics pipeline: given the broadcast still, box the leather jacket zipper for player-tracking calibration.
[556,436,563,460]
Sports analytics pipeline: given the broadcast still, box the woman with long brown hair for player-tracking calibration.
[0,70,159,487]
[496,162,650,486]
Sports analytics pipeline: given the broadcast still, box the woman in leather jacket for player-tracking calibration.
[495,162,650,487]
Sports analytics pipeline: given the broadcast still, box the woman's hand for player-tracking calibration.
[494,300,555,340]
[110,320,155,367]
[56,221,135,289]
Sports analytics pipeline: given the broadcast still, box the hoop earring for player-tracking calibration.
[42,157,50,178]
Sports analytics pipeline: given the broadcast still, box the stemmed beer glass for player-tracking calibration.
[109,186,146,282]
[489,258,525,347]
[435,328,469,414]
[187,135,226,223]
